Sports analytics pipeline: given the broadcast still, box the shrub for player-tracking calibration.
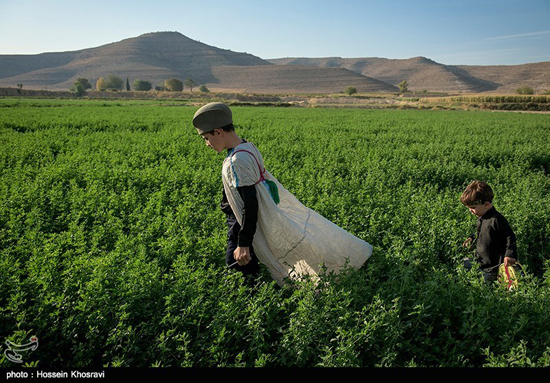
[133,80,152,91]
[516,85,534,95]
[164,78,183,92]
[104,75,124,91]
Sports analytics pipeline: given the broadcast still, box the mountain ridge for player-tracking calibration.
[268,56,550,93]
[0,32,273,90]
[0,32,548,93]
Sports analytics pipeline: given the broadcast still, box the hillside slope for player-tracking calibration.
[208,65,398,93]
[0,32,271,90]
[456,62,550,93]
[269,57,500,92]
[269,56,550,93]
[0,32,396,93]
[4,32,545,94]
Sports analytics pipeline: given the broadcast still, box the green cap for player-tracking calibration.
[192,102,233,134]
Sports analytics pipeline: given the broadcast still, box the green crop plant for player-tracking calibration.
[1,99,549,367]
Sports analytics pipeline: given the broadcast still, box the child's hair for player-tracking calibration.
[218,123,235,132]
[203,123,235,135]
[460,180,494,206]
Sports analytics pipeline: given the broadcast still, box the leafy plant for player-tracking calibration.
[1,100,549,367]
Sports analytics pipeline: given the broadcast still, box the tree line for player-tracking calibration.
[343,81,548,97]
[344,80,409,97]
[71,76,209,96]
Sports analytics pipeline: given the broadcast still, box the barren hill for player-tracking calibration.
[269,57,500,92]
[269,56,550,93]
[208,65,398,93]
[3,32,545,94]
[0,32,270,90]
[455,62,550,93]
[0,32,396,93]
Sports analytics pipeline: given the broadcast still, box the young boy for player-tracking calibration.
[193,102,260,279]
[192,102,373,285]
[461,180,517,285]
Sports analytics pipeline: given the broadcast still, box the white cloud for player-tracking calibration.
[485,30,550,41]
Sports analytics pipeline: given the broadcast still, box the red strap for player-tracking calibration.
[504,264,513,289]
[233,149,266,183]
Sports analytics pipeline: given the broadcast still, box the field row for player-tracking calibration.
[1,100,549,367]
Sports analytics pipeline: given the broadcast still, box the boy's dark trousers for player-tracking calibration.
[226,214,260,277]
[463,258,498,285]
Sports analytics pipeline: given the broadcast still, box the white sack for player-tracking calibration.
[222,142,372,285]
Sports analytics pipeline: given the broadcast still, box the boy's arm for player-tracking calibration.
[463,229,477,248]
[228,151,260,264]
[236,185,258,248]
[504,231,517,260]
[465,217,485,250]
[232,185,258,266]
[497,217,518,263]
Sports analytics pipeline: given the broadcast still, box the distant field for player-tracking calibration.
[1,99,549,367]
[3,87,550,113]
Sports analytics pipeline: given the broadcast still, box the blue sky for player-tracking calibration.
[1,0,549,65]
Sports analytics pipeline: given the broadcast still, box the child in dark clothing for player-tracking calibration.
[461,180,518,285]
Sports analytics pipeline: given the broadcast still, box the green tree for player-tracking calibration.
[199,85,210,93]
[345,86,357,97]
[398,80,409,94]
[126,77,131,91]
[164,78,183,92]
[133,80,152,91]
[96,77,106,91]
[70,82,86,97]
[74,78,92,90]
[185,78,197,92]
[105,75,124,91]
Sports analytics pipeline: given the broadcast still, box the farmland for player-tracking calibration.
[1,99,549,367]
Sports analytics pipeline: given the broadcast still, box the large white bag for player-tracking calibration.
[222,142,372,285]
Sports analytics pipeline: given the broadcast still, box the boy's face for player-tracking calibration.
[466,201,492,218]
[201,129,225,153]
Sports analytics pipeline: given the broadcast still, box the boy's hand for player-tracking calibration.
[504,257,516,266]
[234,246,251,266]
[462,237,473,248]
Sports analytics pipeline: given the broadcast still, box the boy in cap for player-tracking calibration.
[193,102,372,285]
[193,102,260,278]
[461,180,518,285]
